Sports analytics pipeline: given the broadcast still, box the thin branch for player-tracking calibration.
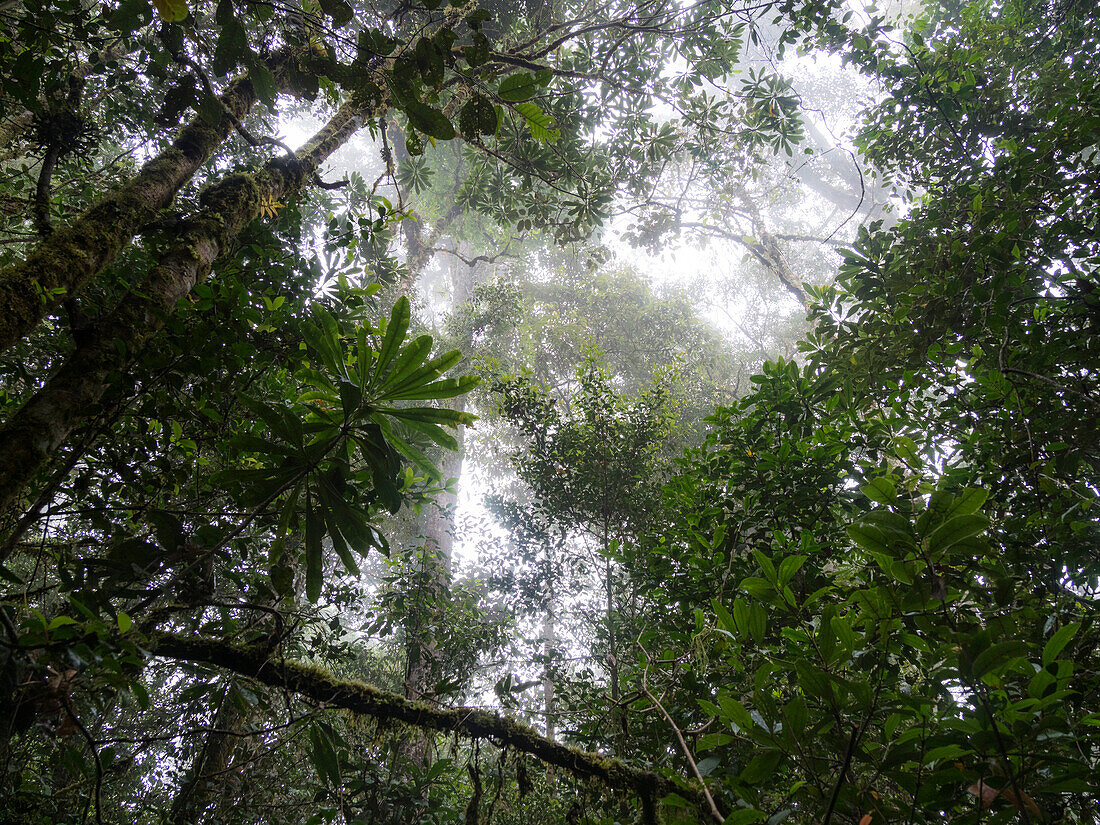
[63,701,104,825]
[821,722,860,825]
[639,641,724,823]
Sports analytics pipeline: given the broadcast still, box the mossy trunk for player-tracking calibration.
[0,98,373,547]
[148,631,703,819]
[0,51,293,354]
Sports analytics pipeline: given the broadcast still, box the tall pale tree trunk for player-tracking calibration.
[401,251,476,730]
[541,611,556,741]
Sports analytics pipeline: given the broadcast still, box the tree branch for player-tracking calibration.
[147,631,716,819]
[0,50,295,354]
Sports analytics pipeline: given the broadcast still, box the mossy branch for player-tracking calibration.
[0,100,369,536]
[0,50,293,354]
[149,631,714,820]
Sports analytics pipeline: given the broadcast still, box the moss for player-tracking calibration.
[198,172,263,218]
[150,632,721,822]
[0,65,268,352]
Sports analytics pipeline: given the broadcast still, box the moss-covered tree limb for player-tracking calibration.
[148,631,716,820]
[0,98,372,537]
[0,50,294,353]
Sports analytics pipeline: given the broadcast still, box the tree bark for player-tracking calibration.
[541,610,556,741]
[147,631,707,819]
[400,251,475,770]
[0,97,374,545]
[0,51,294,353]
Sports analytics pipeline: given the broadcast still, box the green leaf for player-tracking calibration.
[382,376,478,401]
[117,612,132,633]
[459,94,499,137]
[318,0,353,27]
[922,744,969,764]
[927,513,990,553]
[414,36,444,87]
[378,406,476,427]
[718,696,754,733]
[740,576,772,598]
[696,756,720,777]
[405,102,456,140]
[326,517,360,577]
[969,640,1029,679]
[380,349,464,398]
[713,600,736,634]
[847,523,892,555]
[302,308,346,378]
[499,72,539,102]
[463,32,490,67]
[240,396,302,446]
[726,811,766,825]
[777,554,806,585]
[379,335,434,392]
[795,661,831,700]
[944,488,989,519]
[860,509,914,537]
[1042,623,1079,667]
[402,419,459,451]
[308,725,341,785]
[740,750,782,784]
[862,476,897,504]
[375,297,411,383]
[514,102,560,142]
[152,0,189,22]
[732,597,750,637]
[747,603,766,643]
[359,29,398,56]
[250,60,277,105]
[212,18,248,77]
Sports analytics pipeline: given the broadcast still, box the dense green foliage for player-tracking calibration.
[0,0,1097,823]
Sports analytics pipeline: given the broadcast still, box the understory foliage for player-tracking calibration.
[0,0,1097,823]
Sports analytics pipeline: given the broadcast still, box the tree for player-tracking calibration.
[0,0,802,820]
[2,0,1099,822]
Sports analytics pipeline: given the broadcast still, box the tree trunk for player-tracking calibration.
[0,98,373,539]
[0,51,297,353]
[401,252,476,763]
[541,610,556,741]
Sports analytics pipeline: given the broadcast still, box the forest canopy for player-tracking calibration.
[0,0,1098,823]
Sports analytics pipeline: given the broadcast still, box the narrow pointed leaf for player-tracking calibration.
[374,297,411,383]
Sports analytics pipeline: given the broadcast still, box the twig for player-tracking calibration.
[64,701,104,825]
[821,722,860,825]
[639,638,724,823]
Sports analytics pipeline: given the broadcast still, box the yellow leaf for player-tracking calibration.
[258,193,284,219]
[151,0,189,22]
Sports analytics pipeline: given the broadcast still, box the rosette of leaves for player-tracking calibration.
[216,296,477,601]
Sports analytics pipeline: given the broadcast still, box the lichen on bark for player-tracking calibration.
[149,631,718,822]
[0,51,293,354]
[0,97,378,542]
